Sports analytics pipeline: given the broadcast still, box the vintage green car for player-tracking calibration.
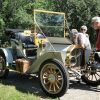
[0,10,100,98]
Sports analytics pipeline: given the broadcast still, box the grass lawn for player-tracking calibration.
[0,83,39,100]
[0,71,59,100]
[0,60,61,100]
[0,83,59,100]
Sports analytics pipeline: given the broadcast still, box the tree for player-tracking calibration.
[12,8,33,28]
[0,0,100,45]
[43,0,100,45]
[0,16,5,30]
[1,0,35,28]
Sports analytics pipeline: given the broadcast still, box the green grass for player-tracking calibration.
[0,83,39,100]
[0,83,59,100]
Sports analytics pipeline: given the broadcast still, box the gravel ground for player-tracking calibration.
[0,70,99,100]
[60,80,100,100]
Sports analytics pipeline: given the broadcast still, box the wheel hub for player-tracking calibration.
[48,74,56,83]
[90,68,96,75]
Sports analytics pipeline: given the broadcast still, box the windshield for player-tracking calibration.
[34,10,65,37]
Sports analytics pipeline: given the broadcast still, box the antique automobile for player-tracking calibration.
[0,10,100,98]
[33,10,100,87]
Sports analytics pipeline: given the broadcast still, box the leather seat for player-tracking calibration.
[16,32,37,48]
[15,32,37,58]
[23,43,38,49]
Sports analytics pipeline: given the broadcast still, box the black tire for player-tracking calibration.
[39,59,69,98]
[0,50,9,78]
[81,66,100,86]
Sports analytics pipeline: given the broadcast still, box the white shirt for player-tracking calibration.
[78,32,91,50]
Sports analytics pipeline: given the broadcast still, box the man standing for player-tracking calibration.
[70,29,79,44]
[92,16,100,89]
[92,17,100,51]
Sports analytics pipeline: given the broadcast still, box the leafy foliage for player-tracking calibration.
[40,0,100,45]
[0,0,100,45]
[0,16,5,30]
[11,8,33,28]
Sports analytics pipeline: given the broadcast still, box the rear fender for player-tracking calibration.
[0,48,13,66]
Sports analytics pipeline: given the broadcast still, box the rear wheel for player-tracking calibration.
[0,55,9,78]
[39,59,69,98]
[81,65,100,86]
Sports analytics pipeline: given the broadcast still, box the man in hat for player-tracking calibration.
[92,16,100,88]
[92,16,100,51]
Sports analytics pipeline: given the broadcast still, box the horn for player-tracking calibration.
[70,56,77,66]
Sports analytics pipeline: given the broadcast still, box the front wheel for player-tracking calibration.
[0,55,9,78]
[81,65,100,86]
[39,59,69,98]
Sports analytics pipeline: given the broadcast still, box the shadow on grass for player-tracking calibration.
[0,71,99,99]
[0,70,49,99]
[69,80,100,92]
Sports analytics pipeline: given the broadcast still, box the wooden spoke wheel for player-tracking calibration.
[0,55,9,78]
[39,59,69,98]
[81,66,100,86]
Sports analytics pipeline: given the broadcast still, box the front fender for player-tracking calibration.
[27,51,64,74]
